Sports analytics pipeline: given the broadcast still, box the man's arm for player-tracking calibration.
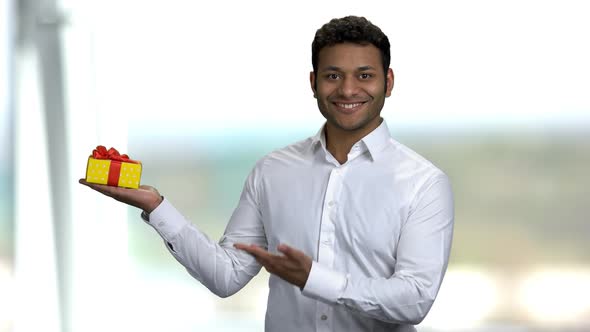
[78,165,267,298]
[237,174,454,324]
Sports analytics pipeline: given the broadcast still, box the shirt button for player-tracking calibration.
[328,201,335,207]
[320,314,328,320]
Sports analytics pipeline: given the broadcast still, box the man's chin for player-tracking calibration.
[330,116,382,133]
[332,120,370,132]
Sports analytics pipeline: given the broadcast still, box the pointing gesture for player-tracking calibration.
[234,243,312,289]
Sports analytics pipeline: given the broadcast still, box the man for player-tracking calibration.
[80,16,454,332]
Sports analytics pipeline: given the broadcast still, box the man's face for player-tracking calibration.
[311,42,394,134]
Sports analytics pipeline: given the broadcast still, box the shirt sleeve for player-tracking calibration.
[302,173,454,324]
[143,164,267,298]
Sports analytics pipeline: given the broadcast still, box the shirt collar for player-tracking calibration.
[311,119,392,161]
[311,124,327,150]
[360,119,391,161]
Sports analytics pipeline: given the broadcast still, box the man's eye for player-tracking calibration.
[326,73,340,80]
[360,73,373,79]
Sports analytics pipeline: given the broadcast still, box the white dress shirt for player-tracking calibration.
[143,120,454,332]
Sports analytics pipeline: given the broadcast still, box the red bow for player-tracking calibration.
[92,145,138,163]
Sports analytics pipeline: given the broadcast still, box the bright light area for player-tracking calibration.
[255,282,269,319]
[125,269,218,331]
[59,0,590,138]
[421,267,499,330]
[14,47,60,332]
[0,0,7,118]
[519,268,590,324]
[0,261,14,331]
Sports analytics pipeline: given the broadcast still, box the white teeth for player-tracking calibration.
[337,103,363,109]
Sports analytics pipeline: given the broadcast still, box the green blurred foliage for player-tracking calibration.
[126,131,590,272]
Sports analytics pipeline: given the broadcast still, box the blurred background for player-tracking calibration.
[1,0,589,331]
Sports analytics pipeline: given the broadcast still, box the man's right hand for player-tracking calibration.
[78,179,163,213]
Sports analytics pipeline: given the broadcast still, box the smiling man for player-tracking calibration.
[311,40,393,164]
[80,16,454,332]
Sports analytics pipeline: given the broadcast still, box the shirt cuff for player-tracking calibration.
[140,198,188,241]
[301,261,347,304]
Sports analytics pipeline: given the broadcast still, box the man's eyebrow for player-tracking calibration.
[358,65,376,71]
[319,65,342,72]
[319,65,377,72]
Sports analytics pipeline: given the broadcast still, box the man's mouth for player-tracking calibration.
[336,102,364,109]
[333,101,367,113]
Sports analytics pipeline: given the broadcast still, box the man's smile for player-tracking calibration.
[332,101,368,114]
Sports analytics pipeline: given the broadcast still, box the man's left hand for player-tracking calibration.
[234,243,312,289]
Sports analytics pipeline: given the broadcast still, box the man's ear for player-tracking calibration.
[310,71,317,98]
[385,68,394,97]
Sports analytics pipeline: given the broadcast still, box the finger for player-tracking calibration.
[235,244,283,269]
[79,179,131,200]
[233,243,250,251]
[79,178,106,190]
[84,182,115,195]
[79,179,110,193]
[277,244,302,260]
[139,185,160,196]
[234,244,271,258]
[79,178,93,186]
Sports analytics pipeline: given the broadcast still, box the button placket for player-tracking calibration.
[315,167,344,332]
[317,302,333,331]
[321,233,333,245]
[318,167,343,266]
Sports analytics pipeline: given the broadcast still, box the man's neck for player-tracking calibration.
[325,118,382,164]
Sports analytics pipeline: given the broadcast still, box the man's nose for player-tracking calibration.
[338,77,359,97]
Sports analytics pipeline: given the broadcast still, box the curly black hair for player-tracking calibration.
[311,16,391,77]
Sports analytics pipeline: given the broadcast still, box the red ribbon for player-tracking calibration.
[91,145,139,187]
[91,145,139,164]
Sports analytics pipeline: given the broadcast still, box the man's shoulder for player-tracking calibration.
[252,136,316,171]
[385,137,447,180]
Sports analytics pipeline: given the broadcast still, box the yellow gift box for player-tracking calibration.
[85,146,142,189]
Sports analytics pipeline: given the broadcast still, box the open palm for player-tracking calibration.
[79,179,163,213]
